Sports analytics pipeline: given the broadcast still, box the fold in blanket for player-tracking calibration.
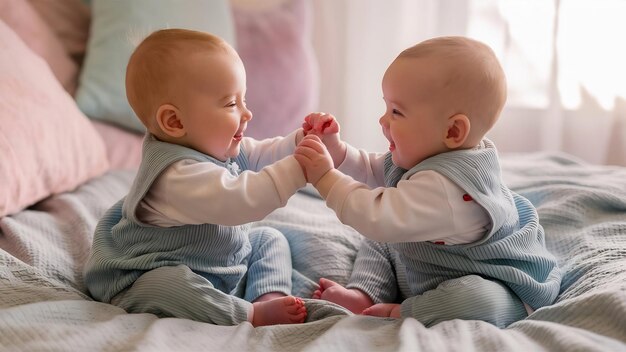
[1,153,625,351]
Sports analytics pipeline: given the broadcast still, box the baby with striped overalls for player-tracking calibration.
[84,29,308,327]
[294,36,561,328]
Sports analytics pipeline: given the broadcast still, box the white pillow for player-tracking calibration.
[75,0,236,133]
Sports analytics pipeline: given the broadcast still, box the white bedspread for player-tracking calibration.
[0,152,625,351]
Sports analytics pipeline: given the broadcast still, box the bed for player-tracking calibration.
[1,1,625,351]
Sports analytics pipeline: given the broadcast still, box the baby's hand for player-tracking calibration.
[294,134,333,185]
[302,112,340,136]
[301,112,346,168]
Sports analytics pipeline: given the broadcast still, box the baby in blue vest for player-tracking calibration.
[83,29,309,327]
[294,36,561,328]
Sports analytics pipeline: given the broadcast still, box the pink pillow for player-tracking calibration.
[27,0,90,66]
[91,121,143,170]
[232,0,318,139]
[0,20,109,217]
[0,0,79,95]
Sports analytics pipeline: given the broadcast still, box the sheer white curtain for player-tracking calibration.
[311,0,626,166]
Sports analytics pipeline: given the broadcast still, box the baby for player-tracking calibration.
[84,29,308,327]
[295,36,561,328]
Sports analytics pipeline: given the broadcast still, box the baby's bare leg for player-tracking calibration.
[362,303,401,318]
[312,278,373,314]
[250,295,307,327]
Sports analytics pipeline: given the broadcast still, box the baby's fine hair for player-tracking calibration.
[125,28,235,127]
[400,36,507,135]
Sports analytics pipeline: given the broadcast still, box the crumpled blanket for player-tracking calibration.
[0,152,624,351]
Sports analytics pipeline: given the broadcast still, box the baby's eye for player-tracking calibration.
[392,109,404,116]
[226,101,236,108]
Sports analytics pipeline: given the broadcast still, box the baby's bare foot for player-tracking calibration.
[313,278,373,314]
[251,296,307,327]
[362,303,401,318]
[311,278,327,299]
[255,292,287,302]
[311,277,339,299]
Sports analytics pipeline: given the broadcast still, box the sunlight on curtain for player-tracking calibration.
[312,0,626,165]
[558,0,626,110]
[467,1,555,109]
[312,0,443,154]
[479,0,626,165]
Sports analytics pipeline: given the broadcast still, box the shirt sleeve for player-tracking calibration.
[138,156,306,227]
[324,170,490,244]
[336,143,386,188]
[242,129,302,171]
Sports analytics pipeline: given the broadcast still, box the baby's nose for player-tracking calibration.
[243,109,253,121]
[379,115,388,127]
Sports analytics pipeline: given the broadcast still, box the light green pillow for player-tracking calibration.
[75,0,235,133]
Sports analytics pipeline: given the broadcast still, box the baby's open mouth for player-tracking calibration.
[389,141,396,152]
[233,133,243,141]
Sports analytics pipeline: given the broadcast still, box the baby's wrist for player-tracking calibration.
[332,141,347,167]
[324,140,345,167]
[312,168,332,187]
[313,169,340,198]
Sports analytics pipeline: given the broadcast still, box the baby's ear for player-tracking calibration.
[443,114,470,149]
[155,104,186,138]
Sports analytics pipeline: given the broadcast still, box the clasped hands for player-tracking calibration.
[294,112,341,185]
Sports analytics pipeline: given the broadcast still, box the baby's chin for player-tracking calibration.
[225,143,241,159]
[391,154,418,170]
[391,153,405,168]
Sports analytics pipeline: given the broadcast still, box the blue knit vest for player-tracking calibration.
[84,135,252,303]
[383,140,561,309]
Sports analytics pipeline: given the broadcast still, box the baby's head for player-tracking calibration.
[126,29,252,161]
[380,36,507,169]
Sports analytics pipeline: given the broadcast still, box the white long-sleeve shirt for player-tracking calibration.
[319,144,491,245]
[137,130,305,227]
